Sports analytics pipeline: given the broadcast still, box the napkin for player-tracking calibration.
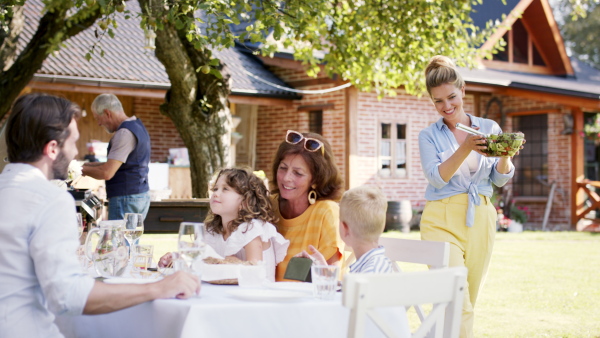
[283,257,312,282]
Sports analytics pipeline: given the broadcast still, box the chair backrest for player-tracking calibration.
[378,237,449,270]
[343,267,467,338]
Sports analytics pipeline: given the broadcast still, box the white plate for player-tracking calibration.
[265,282,313,293]
[227,289,311,302]
[103,277,161,284]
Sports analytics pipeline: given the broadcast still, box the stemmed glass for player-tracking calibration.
[76,213,84,239]
[123,213,144,259]
[178,222,206,278]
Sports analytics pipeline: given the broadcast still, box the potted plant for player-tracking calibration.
[508,205,529,232]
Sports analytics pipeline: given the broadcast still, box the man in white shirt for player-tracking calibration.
[0,93,199,338]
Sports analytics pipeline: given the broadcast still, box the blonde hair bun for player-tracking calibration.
[425,55,456,75]
[425,55,464,96]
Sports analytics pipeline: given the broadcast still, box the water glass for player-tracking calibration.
[132,244,154,256]
[132,254,153,278]
[311,265,339,300]
[237,262,267,288]
[169,252,189,272]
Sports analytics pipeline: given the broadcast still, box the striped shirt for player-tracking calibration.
[349,246,395,273]
[273,196,343,281]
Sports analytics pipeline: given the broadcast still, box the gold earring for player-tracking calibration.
[308,190,317,205]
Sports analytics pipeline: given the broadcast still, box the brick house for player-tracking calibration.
[15,0,600,229]
[253,0,600,231]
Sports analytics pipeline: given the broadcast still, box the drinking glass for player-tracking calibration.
[123,213,144,258]
[76,213,84,239]
[311,265,339,300]
[178,222,206,280]
[132,253,153,279]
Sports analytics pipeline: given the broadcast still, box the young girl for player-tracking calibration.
[160,168,289,282]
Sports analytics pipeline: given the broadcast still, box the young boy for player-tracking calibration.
[298,185,396,273]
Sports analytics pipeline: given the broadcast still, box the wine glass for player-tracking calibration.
[178,222,206,279]
[123,213,144,258]
[76,212,84,239]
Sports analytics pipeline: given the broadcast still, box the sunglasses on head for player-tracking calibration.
[285,130,324,155]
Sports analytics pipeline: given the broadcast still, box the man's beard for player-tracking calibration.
[52,150,70,181]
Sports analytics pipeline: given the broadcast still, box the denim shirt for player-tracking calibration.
[418,114,514,227]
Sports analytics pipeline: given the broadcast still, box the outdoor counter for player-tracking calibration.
[145,199,209,233]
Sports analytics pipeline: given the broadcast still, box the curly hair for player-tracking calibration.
[270,132,344,202]
[205,168,278,236]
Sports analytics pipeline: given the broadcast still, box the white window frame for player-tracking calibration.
[378,121,409,178]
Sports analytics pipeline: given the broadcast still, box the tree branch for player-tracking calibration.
[0,5,23,71]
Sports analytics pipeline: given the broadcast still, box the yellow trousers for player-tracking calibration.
[420,194,496,338]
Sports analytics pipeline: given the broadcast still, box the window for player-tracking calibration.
[513,115,548,196]
[493,19,546,67]
[309,110,322,135]
[379,123,407,178]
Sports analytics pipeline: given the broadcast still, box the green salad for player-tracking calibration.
[483,132,525,157]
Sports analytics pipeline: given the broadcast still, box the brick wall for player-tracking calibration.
[255,66,346,184]
[479,95,571,230]
[256,66,575,229]
[132,97,185,163]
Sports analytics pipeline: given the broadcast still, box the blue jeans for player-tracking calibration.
[108,191,151,221]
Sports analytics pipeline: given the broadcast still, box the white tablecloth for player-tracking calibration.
[55,281,409,338]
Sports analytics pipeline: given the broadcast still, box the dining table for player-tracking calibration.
[55,277,410,338]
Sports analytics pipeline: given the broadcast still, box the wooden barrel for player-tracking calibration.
[385,200,412,233]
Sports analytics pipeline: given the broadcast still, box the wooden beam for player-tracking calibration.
[28,81,167,98]
[465,84,507,94]
[538,0,574,74]
[506,108,561,116]
[345,87,359,190]
[228,95,295,107]
[504,88,600,110]
[572,108,584,228]
[297,103,334,112]
[480,60,553,75]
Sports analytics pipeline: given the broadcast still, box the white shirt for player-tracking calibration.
[204,219,290,282]
[0,163,95,338]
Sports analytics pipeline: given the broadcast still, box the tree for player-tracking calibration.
[555,1,600,68]
[1,0,505,197]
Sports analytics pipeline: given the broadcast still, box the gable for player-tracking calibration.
[475,0,573,76]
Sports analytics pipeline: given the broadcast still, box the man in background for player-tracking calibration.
[82,94,151,220]
[0,93,198,338]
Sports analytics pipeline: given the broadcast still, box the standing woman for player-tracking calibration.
[418,55,523,338]
[271,130,344,281]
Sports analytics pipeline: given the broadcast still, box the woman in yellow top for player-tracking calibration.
[271,130,344,281]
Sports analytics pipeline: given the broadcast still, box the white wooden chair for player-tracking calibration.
[377,237,450,337]
[378,237,450,270]
[343,267,467,338]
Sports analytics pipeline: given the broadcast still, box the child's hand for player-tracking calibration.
[295,245,327,266]
[158,252,173,268]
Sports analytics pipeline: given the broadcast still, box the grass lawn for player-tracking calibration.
[384,231,600,337]
[142,231,600,337]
